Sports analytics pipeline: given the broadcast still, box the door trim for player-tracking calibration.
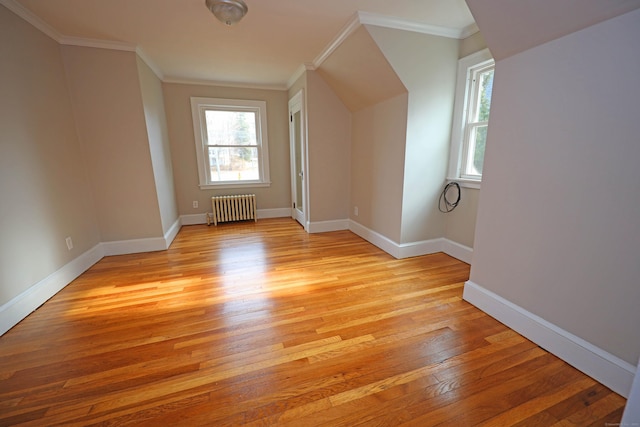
[288,89,309,231]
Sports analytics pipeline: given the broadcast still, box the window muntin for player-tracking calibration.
[191,98,270,189]
[461,63,494,180]
[447,49,495,187]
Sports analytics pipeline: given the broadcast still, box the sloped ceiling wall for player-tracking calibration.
[316,26,407,112]
[466,0,640,60]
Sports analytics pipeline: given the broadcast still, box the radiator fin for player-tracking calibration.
[209,194,257,226]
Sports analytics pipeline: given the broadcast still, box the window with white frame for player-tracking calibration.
[190,97,270,189]
[448,49,495,186]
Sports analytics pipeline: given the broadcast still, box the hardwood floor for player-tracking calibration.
[0,218,626,426]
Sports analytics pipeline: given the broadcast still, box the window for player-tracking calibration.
[191,97,270,189]
[448,49,495,186]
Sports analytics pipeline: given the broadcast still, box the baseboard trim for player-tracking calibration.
[257,208,291,219]
[100,237,168,256]
[348,220,473,262]
[181,209,290,227]
[0,219,473,337]
[308,219,350,234]
[441,239,473,264]
[180,213,208,225]
[0,244,104,336]
[164,217,181,248]
[622,356,640,424]
[0,226,180,336]
[348,220,402,258]
[398,238,445,259]
[463,280,636,398]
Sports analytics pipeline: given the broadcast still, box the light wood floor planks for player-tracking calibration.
[0,218,626,426]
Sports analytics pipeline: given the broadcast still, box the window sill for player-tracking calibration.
[199,182,271,190]
[446,177,481,190]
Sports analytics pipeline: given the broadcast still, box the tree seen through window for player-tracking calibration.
[205,110,259,182]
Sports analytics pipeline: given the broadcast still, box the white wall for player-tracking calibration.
[162,83,291,216]
[469,9,640,367]
[367,27,459,244]
[306,26,486,252]
[443,33,488,250]
[62,46,164,242]
[137,57,179,235]
[0,6,100,307]
[351,94,408,242]
[312,26,404,234]
[444,187,479,248]
[316,26,407,112]
[305,71,352,224]
[459,31,488,58]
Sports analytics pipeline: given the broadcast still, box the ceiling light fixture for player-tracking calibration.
[205,0,248,26]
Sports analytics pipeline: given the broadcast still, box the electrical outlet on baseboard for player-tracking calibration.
[65,237,73,251]
[354,206,359,216]
[193,201,199,209]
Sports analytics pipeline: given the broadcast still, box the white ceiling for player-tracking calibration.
[5,0,477,88]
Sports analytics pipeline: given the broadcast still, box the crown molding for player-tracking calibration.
[136,47,165,81]
[303,10,478,77]
[460,23,480,39]
[1,0,62,42]
[1,0,141,53]
[59,36,136,52]
[285,62,317,89]
[286,64,307,89]
[162,77,287,91]
[2,0,280,91]
[358,11,469,39]
[58,37,168,83]
[3,0,479,94]
[1,0,165,84]
[311,12,362,69]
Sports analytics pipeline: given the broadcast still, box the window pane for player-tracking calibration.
[466,124,487,176]
[476,69,494,122]
[208,147,259,182]
[205,110,257,146]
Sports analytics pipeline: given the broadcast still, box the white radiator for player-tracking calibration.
[208,194,257,226]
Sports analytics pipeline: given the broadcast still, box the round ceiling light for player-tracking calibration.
[205,0,248,26]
